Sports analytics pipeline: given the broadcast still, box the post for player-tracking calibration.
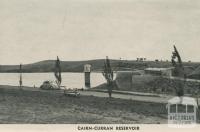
[84,64,91,88]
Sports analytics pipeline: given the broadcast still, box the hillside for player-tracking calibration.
[0,59,199,73]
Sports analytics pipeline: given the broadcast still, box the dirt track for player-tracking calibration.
[79,91,171,103]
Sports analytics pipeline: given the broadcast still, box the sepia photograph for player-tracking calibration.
[0,0,200,131]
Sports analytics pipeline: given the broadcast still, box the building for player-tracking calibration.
[136,58,147,62]
[167,96,198,125]
[84,64,91,88]
[144,67,173,77]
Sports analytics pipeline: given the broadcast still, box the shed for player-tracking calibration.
[167,96,198,125]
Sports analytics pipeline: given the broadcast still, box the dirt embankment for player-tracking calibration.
[0,86,167,124]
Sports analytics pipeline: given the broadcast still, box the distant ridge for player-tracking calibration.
[0,59,199,73]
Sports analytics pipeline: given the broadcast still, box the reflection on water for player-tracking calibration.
[0,72,106,88]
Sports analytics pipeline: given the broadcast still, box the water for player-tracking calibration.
[0,72,106,88]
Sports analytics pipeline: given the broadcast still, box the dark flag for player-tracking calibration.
[54,56,62,87]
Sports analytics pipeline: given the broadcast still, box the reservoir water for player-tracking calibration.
[0,72,106,88]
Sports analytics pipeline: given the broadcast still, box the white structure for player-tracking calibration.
[167,96,198,126]
[84,64,91,73]
[84,64,91,88]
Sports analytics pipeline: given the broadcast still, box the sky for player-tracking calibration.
[0,0,200,65]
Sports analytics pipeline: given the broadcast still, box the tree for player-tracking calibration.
[102,56,114,98]
[19,64,23,89]
[54,56,62,88]
[171,45,185,96]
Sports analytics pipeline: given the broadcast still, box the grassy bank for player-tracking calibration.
[0,85,168,124]
[113,73,200,96]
